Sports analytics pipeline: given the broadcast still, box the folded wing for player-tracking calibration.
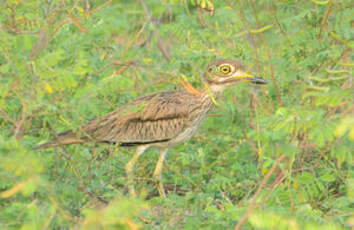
[85,91,193,145]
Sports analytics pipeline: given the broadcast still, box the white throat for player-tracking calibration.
[208,84,227,94]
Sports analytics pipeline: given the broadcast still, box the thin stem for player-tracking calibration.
[248,0,282,106]
[318,0,334,39]
[234,154,286,230]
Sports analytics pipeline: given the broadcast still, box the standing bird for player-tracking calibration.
[36,59,267,198]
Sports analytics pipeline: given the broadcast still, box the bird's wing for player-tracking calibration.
[83,90,196,145]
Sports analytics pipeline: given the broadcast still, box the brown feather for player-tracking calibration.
[35,90,212,148]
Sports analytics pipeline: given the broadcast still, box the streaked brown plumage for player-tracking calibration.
[36,59,268,197]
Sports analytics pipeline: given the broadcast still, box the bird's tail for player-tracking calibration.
[34,130,85,149]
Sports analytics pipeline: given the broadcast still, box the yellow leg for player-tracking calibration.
[153,148,168,198]
[125,146,148,197]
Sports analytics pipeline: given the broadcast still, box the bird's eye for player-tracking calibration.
[219,65,231,74]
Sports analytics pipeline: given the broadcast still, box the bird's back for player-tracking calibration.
[36,89,213,149]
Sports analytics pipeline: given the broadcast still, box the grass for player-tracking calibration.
[0,0,353,229]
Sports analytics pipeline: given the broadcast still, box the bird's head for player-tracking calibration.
[203,59,268,94]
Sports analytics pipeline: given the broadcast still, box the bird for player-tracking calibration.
[35,59,268,198]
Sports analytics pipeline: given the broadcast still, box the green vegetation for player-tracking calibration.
[0,0,353,229]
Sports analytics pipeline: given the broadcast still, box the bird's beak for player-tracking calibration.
[249,75,268,85]
[231,72,268,85]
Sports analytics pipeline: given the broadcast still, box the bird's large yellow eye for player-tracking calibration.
[219,65,231,74]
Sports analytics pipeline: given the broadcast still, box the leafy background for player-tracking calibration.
[0,0,353,229]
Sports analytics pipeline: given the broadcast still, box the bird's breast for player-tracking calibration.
[166,97,214,147]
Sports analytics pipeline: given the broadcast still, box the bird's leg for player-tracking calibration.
[153,148,168,198]
[125,146,148,197]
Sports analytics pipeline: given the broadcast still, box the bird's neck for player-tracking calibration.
[196,83,227,112]
[180,81,226,109]
[207,84,228,95]
[202,82,227,98]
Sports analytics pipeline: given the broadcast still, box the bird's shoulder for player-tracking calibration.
[128,90,201,121]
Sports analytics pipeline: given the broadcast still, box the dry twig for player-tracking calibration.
[234,154,287,230]
[137,0,171,61]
